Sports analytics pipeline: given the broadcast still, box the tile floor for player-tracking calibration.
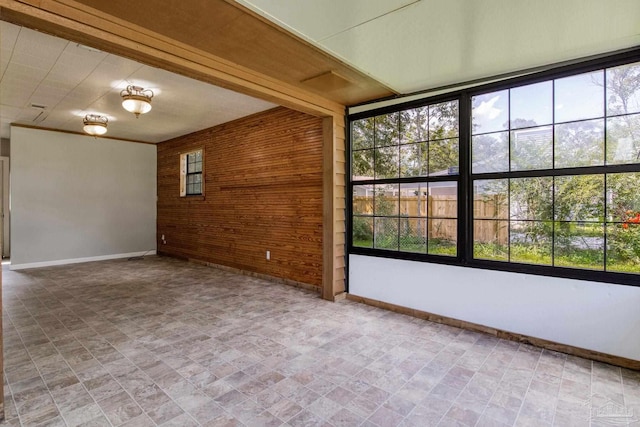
[2,256,640,427]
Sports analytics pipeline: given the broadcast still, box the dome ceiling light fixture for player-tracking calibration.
[120,84,154,118]
[83,114,108,136]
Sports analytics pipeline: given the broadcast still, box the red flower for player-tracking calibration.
[623,223,629,229]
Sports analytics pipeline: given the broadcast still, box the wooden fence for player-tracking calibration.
[353,195,508,243]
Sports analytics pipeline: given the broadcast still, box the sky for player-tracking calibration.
[471,70,610,135]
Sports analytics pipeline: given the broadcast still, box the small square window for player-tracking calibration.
[180,149,204,196]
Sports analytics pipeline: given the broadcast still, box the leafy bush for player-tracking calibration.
[352,216,373,242]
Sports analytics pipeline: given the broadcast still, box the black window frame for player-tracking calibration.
[347,48,640,287]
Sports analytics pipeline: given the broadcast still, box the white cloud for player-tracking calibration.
[474,95,502,120]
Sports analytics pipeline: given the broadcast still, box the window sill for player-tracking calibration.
[182,195,205,201]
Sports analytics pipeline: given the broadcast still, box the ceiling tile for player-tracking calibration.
[0,21,20,52]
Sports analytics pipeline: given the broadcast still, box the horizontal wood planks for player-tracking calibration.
[157,107,324,288]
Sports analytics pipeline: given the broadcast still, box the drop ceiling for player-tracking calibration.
[0,21,277,143]
[238,0,640,95]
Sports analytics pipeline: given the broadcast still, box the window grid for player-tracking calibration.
[351,100,460,256]
[349,51,640,286]
[186,151,202,196]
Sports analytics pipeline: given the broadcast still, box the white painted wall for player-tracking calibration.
[10,127,157,269]
[350,254,640,361]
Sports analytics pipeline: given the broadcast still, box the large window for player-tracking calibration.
[349,53,640,284]
[351,101,459,255]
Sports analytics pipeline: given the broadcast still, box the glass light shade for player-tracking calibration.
[122,96,152,116]
[83,123,107,135]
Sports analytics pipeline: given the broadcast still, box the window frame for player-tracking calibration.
[347,48,640,287]
[180,148,204,197]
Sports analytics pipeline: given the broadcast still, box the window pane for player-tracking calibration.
[473,220,508,261]
[510,126,553,170]
[352,185,373,215]
[429,138,459,175]
[352,217,373,248]
[192,183,202,194]
[352,149,374,180]
[187,162,197,173]
[374,217,398,250]
[195,151,202,162]
[429,219,457,256]
[606,114,640,165]
[606,61,640,116]
[352,117,374,150]
[375,112,399,147]
[606,172,640,266]
[510,221,552,265]
[429,182,457,218]
[194,161,202,173]
[510,177,553,221]
[186,175,194,185]
[400,143,427,177]
[554,71,604,123]
[554,119,604,168]
[472,131,509,173]
[510,81,553,128]
[472,90,508,135]
[554,175,604,222]
[607,223,640,273]
[606,172,640,222]
[429,100,459,140]
[374,146,399,179]
[399,182,428,217]
[474,179,508,219]
[374,184,399,216]
[399,218,427,253]
[400,107,428,143]
[554,222,604,270]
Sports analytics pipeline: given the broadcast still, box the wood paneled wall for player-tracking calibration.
[157,107,324,288]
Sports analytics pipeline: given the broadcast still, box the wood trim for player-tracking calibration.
[346,293,640,371]
[322,115,346,300]
[9,123,154,144]
[0,0,345,117]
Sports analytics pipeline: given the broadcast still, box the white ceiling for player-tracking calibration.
[0,21,277,143]
[238,0,640,95]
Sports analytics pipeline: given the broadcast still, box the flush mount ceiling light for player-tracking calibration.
[83,114,108,136]
[120,85,153,118]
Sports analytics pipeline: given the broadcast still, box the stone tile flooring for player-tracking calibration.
[2,256,640,426]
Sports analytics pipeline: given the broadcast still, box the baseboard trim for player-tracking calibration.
[346,293,640,371]
[9,251,157,271]
[176,256,322,294]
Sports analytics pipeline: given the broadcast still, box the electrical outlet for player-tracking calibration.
[266,250,270,260]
